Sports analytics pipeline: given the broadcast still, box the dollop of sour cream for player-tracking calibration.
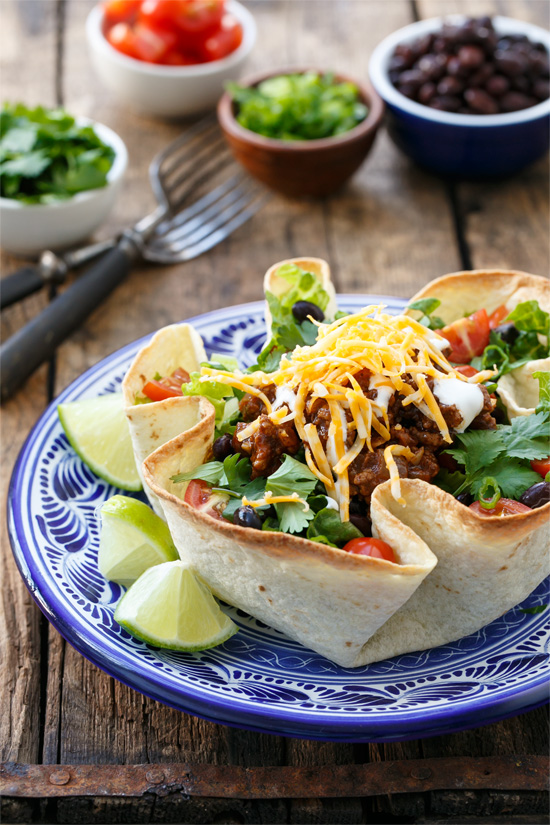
[433,377,484,433]
[273,386,297,412]
[325,497,339,511]
[369,373,395,413]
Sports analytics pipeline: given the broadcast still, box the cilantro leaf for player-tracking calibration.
[534,371,550,413]
[222,477,267,519]
[499,411,550,460]
[433,468,467,495]
[277,501,315,534]
[306,508,363,547]
[219,453,252,491]
[519,605,547,615]
[266,454,318,499]
[470,457,541,500]
[264,455,319,535]
[0,103,114,203]
[171,461,224,485]
[447,429,504,475]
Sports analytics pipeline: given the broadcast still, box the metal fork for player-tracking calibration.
[0,115,269,402]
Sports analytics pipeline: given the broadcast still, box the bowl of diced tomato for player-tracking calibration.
[86,0,257,117]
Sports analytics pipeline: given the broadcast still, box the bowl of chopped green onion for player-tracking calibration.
[0,103,127,255]
[217,69,384,197]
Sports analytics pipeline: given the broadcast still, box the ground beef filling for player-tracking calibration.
[233,373,496,498]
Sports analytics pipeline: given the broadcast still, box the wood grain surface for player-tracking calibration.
[1,1,548,823]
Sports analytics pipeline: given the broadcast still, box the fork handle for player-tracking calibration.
[0,240,139,403]
[0,266,46,309]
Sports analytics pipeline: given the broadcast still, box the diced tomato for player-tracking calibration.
[531,458,550,478]
[106,22,139,58]
[439,309,491,364]
[454,364,479,378]
[342,537,397,563]
[142,367,190,401]
[161,48,198,65]
[103,0,141,26]
[469,498,531,517]
[132,22,177,61]
[488,304,509,329]
[199,14,242,61]
[171,0,225,37]
[142,381,182,401]
[184,479,227,520]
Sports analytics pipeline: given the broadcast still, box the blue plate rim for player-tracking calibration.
[7,296,550,742]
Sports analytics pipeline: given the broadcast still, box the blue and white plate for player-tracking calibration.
[8,297,550,742]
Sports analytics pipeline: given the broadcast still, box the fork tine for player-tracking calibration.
[148,186,264,254]
[149,113,217,179]
[163,144,233,209]
[177,194,270,261]
[153,172,247,236]
[144,193,269,263]
[154,179,257,245]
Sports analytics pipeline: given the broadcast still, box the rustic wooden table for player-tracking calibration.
[1,1,549,823]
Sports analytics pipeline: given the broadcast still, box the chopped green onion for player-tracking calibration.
[478,477,501,510]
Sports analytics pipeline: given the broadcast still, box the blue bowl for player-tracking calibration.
[369,15,550,179]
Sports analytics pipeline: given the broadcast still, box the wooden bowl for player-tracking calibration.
[217,68,385,197]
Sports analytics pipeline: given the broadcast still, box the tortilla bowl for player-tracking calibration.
[142,403,437,668]
[130,264,549,666]
[121,323,207,516]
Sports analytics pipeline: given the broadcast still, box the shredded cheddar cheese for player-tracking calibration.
[242,491,310,511]
[201,305,496,518]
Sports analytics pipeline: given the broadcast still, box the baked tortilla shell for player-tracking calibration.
[263,257,338,337]
[362,480,550,663]
[407,270,549,422]
[407,269,549,323]
[122,323,207,515]
[142,405,437,668]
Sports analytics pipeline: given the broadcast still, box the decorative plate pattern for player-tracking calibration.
[9,297,550,742]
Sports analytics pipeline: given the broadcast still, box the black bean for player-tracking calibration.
[495,49,529,76]
[437,75,464,96]
[500,91,537,111]
[519,482,550,510]
[430,95,461,112]
[456,492,473,506]
[418,81,436,104]
[292,300,324,324]
[447,55,469,77]
[492,322,519,345]
[397,69,425,89]
[349,514,372,537]
[485,74,510,97]
[233,505,263,530]
[417,53,447,80]
[464,88,499,114]
[213,433,234,461]
[511,75,530,93]
[458,45,485,69]
[534,79,550,100]
[469,63,494,87]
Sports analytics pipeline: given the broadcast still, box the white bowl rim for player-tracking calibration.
[86,0,256,77]
[0,116,128,211]
[369,14,550,127]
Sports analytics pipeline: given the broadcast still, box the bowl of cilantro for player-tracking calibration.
[217,68,384,197]
[0,103,127,256]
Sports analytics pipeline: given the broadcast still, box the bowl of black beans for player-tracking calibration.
[369,15,550,177]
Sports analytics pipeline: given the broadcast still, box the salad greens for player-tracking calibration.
[472,300,549,378]
[435,406,549,501]
[254,263,336,373]
[228,73,368,141]
[406,298,445,330]
[0,103,115,203]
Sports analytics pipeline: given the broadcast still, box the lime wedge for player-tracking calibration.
[98,495,178,588]
[58,393,141,491]
[114,560,238,651]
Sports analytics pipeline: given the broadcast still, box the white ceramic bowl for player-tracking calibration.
[0,120,127,256]
[85,0,257,117]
